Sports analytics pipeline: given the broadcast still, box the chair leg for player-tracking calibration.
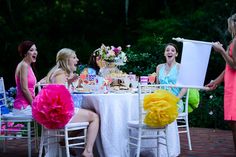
[3,133,6,152]
[136,129,142,157]
[127,129,130,157]
[27,122,32,157]
[164,129,170,157]
[3,122,9,152]
[34,122,39,153]
[38,127,44,157]
[64,128,70,157]
[185,118,192,150]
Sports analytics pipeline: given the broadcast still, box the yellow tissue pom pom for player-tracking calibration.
[143,89,179,127]
[143,89,179,110]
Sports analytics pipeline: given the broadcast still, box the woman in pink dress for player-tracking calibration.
[13,40,37,116]
[206,13,236,150]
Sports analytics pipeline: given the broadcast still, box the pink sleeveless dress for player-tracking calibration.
[13,65,37,110]
[224,41,236,121]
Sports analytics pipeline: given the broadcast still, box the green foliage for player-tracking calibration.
[121,36,165,76]
[189,86,229,130]
[0,0,235,129]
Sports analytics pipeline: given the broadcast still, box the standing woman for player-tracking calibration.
[206,13,236,150]
[46,48,99,157]
[13,40,37,115]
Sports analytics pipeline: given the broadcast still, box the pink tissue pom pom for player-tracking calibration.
[32,84,74,129]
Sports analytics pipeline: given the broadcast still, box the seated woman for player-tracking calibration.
[46,48,99,157]
[156,43,186,157]
[81,51,103,76]
[13,40,38,116]
[156,43,187,112]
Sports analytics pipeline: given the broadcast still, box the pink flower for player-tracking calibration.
[32,84,74,129]
[111,46,122,55]
[1,122,24,134]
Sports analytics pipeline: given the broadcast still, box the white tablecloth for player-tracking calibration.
[74,93,180,157]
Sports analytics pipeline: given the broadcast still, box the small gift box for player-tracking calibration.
[88,74,96,81]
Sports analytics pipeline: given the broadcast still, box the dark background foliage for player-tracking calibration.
[1,0,236,129]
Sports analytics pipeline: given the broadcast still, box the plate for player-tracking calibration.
[73,91,93,94]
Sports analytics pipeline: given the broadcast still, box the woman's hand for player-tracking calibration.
[212,42,225,54]
[67,73,79,85]
[205,80,218,91]
[70,73,79,82]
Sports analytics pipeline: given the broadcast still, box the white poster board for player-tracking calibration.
[176,41,212,88]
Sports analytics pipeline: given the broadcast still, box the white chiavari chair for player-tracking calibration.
[0,77,39,157]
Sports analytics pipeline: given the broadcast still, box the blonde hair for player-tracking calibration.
[46,48,76,83]
[228,13,236,37]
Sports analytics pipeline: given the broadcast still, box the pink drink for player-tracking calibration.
[148,75,156,84]
[80,73,87,81]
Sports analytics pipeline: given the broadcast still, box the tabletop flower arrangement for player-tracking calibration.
[94,44,127,65]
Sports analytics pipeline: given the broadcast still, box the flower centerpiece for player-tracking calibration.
[94,44,127,66]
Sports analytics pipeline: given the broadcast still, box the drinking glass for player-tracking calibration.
[131,80,139,89]
[124,76,131,88]
[104,76,113,93]
[80,73,87,82]
[72,79,79,88]
[148,75,156,84]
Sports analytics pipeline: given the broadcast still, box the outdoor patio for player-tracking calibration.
[0,127,235,157]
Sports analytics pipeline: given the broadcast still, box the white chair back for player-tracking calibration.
[0,77,7,109]
[0,77,39,157]
[128,84,172,157]
[0,77,7,136]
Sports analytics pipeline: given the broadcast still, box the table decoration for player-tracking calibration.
[188,88,200,113]
[32,84,74,129]
[94,44,127,65]
[1,122,24,137]
[143,89,179,127]
[140,76,148,85]
[95,44,128,79]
